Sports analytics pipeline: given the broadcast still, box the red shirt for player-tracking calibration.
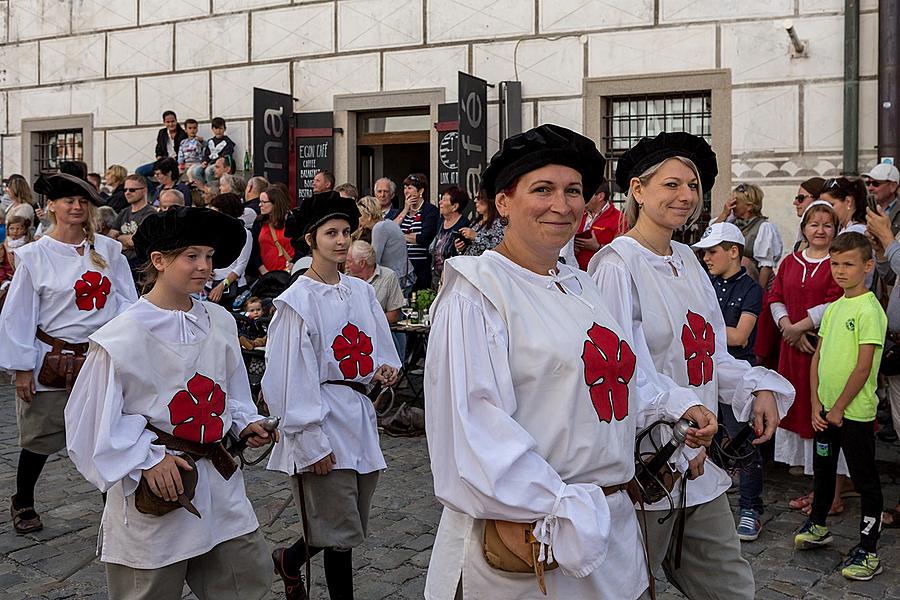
[575,203,622,270]
[258,223,291,272]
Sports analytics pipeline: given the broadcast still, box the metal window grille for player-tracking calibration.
[602,92,712,244]
[33,129,84,174]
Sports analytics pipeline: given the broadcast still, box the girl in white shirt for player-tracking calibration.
[424,125,717,600]
[589,132,794,599]
[65,206,275,600]
[0,173,136,535]
[264,191,401,600]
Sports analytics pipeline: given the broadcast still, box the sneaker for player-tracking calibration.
[794,521,833,549]
[737,508,761,541]
[841,547,882,581]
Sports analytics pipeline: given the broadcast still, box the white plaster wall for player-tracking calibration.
[175,13,249,70]
[73,0,138,33]
[732,86,799,154]
[40,33,106,84]
[0,2,8,43]
[251,4,334,61]
[107,25,173,77]
[721,16,844,84]
[212,63,291,120]
[428,0,533,43]
[2,135,21,174]
[137,72,209,125]
[139,0,208,25]
[0,42,39,89]
[538,99,583,135]
[214,0,290,13]
[7,80,136,134]
[473,37,584,100]
[588,25,717,78]
[660,0,792,23]
[338,0,423,52]
[92,130,105,173]
[0,93,6,135]
[383,46,468,101]
[8,0,70,42]
[540,0,652,33]
[293,53,380,112]
[105,126,161,171]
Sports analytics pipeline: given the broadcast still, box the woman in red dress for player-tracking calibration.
[769,201,847,513]
[257,186,292,274]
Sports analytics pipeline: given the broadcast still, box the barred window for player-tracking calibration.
[602,91,712,243]
[34,129,84,174]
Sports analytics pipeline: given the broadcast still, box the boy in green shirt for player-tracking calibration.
[794,232,887,580]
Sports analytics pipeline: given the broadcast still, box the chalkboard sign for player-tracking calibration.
[294,112,334,202]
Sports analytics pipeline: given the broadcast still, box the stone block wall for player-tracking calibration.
[0,0,881,242]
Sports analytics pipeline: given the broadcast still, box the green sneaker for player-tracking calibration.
[794,521,833,549]
[841,547,882,581]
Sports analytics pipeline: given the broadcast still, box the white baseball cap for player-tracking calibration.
[862,163,900,183]
[692,222,746,249]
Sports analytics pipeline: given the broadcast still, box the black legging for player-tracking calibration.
[284,538,354,600]
[811,418,883,552]
[14,449,48,509]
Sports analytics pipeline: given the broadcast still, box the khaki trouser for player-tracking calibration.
[642,492,754,600]
[105,529,271,600]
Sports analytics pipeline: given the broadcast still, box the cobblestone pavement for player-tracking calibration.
[2,379,900,599]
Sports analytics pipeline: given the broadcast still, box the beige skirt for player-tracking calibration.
[17,390,68,454]
[290,469,379,549]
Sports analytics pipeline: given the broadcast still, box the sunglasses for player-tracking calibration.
[823,178,851,195]
[735,184,748,193]
[865,179,887,188]
[124,187,145,192]
[794,193,813,202]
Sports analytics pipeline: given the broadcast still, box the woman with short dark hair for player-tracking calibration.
[430,186,470,283]
[394,173,439,290]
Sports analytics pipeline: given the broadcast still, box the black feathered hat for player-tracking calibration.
[133,206,246,269]
[33,172,102,206]
[614,132,717,194]
[481,124,606,199]
[284,191,360,239]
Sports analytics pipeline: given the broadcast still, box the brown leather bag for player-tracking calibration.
[483,520,559,595]
[134,454,201,518]
[36,329,88,390]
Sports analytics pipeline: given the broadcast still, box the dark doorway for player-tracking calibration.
[358,143,429,200]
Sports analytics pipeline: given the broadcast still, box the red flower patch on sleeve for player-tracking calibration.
[73,271,112,311]
[681,310,715,387]
[168,373,226,443]
[331,323,374,379]
[582,323,636,423]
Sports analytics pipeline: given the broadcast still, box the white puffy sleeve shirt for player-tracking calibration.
[753,221,784,269]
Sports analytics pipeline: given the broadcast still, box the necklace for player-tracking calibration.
[309,265,338,285]
[632,226,672,256]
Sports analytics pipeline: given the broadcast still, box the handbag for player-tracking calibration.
[134,454,200,518]
[36,329,88,390]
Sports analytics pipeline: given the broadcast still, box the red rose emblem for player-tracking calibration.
[168,373,226,443]
[73,270,111,311]
[582,323,636,423]
[332,323,374,379]
[681,310,715,386]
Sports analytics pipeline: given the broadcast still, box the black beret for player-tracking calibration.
[614,132,717,194]
[481,124,606,199]
[284,191,360,239]
[33,172,102,206]
[133,206,247,269]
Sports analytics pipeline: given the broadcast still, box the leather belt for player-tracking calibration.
[36,328,88,354]
[324,380,368,395]
[146,424,237,481]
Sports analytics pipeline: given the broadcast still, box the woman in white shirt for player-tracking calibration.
[714,182,783,288]
[65,206,274,599]
[424,125,716,600]
[589,132,794,599]
[0,173,136,535]
[264,191,401,600]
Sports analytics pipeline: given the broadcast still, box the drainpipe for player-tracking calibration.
[844,0,860,174]
[879,0,900,163]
